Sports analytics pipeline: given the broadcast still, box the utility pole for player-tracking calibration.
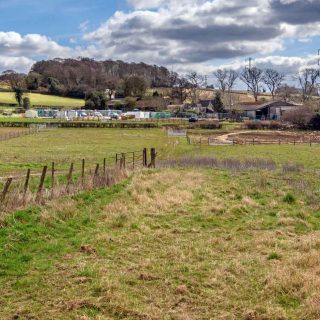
[249,57,252,71]
[204,75,208,88]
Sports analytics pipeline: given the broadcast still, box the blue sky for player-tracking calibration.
[0,0,127,45]
[0,0,319,77]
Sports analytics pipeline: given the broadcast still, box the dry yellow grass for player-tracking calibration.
[1,167,320,319]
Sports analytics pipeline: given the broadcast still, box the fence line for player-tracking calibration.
[187,136,320,147]
[0,148,157,213]
[0,127,38,142]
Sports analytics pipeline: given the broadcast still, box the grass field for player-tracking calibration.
[1,166,320,319]
[0,92,84,107]
[0,128,320,175]
[1,127,320,319]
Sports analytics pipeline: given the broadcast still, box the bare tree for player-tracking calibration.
[186,72,205,105]
[240,67,264,102]
[297,68,320,102]
[213,69,228,93]
[214,69,238,111]
[170,77,190,104]
[276,84,299,102]
[262,69,284,100]
[214,69,238,93]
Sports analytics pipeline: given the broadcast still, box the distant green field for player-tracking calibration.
[0,92,84,107]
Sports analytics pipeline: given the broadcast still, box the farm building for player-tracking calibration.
[239,100,300,120]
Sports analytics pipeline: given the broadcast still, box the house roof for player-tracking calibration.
[199,100,214,108]
[238,100,300,112]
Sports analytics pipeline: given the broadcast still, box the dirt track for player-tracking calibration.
[191,131,320,145]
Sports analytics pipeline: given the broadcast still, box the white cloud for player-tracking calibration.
[1,0,320,76]
[82,0,320,72]
[0,55,34,73]
[0,32,71,58]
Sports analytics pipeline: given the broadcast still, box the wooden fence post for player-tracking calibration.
[133,152,135,170]
[103,158,106,174]
[0,177,13,204]
[23,169,31,201]
[81,159,85,185]
[122,153,126,169]
[143,148,147,167]
[150,148,156,168]
[51,162,55,198]
[94,164,100,177]
[36,166,47,202]
[67,163,74,191]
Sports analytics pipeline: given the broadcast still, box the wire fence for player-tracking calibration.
[0,148,156,213]
[0,127,38,141]
[187,136,320,146]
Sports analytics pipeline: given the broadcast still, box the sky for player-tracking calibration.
[0,0,319,84]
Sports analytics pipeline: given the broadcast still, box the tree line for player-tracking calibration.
[0,57,319,110]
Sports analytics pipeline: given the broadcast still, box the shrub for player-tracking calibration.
[283,193,295,204]
[23,97,31,110]
[242,120,287,130]
[268,252,281,260]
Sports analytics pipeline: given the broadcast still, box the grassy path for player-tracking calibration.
[1,168,320,319]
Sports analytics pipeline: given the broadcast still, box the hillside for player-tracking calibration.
[0,92,84,108]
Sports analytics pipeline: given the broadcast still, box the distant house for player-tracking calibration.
[107,99,127,109]
[199,100,215,114]
[182,100,215,115]
[238,100,301,120]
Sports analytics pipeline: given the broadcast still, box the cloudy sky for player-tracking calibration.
[0,0,319,83]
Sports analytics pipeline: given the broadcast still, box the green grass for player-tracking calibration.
[0,92,84,107]
[0,128,320,175]
[1,126,320,318]
[1,168,320,319]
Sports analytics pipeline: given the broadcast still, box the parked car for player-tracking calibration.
[110,112,120,120]
[189,116,198,123]
[93,112,103,117]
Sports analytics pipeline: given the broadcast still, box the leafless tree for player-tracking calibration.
[297,68,320,101]
[240,67,264,102]
[214,69,238,111]
[226,70,238,93]
[214,69,228,93]
[262,69,284,100]
[170,77,190,104]
[186,72,205,105]
[276,84,299,102]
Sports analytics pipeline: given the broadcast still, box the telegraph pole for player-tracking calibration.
[249,57,252,70]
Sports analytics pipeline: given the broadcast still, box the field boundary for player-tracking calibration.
[0,148,156,213]
[0,127,38,142]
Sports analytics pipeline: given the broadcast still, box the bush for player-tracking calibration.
[283,193,295,204]
[282,106,314,129]
[23,97,31,110]
[308,114,320,130]
[242,120,287,130]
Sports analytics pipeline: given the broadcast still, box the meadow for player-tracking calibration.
[0,92,84,107]
[1,127,320,319]
[0,127,320,175]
